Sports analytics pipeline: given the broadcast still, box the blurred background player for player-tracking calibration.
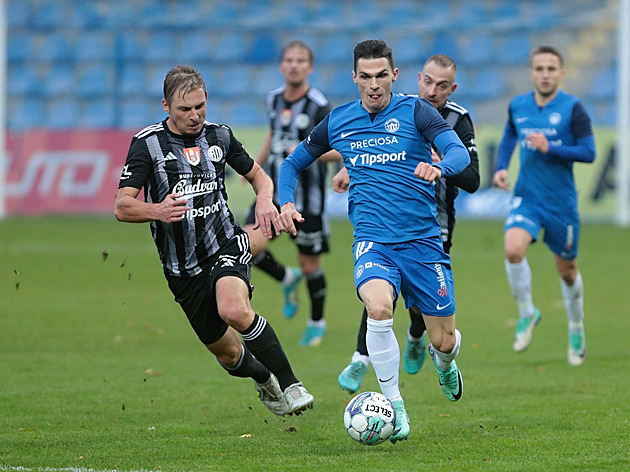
[244,40,341,346]
[336,54,480,393]
[114,65,314,416]
[491,46,596,365]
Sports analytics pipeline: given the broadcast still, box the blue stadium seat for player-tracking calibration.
[427,35,460,63]
[143,33,177,63]
[146,67,171,99]
[176,31,211,63]
[493,2,522,23]
[83,99,116,128]
[216,65,253,98]
[119,98,152,130]
[468,68,507,99]
[224,99,264,126]
[119,66,146,97]
[246,33,280,63]
[42,64,76,96]
[212,32,249,63]
[115,33,143,63]
[319,33,354,64]
[324,67,357,100]
[35,33,74,62]
[8,33,33,64]
[46,98,80,129]
[67,1,103,29]
[75,33,114,63]
[8,97,45,131]
[498,34,532,65]
[390,34,428,66]
[7,1,30,28]
[459,34,495,65]
[8,65,41,96]
[588,65,617,100]
[77,65,113,98]
[31,2,67,30]
[455,1,491,28]
[253,66,281,97]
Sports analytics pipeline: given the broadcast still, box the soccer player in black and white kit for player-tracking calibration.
[335,54,480,393]
[244,40,341,346]
[114,65,314,416]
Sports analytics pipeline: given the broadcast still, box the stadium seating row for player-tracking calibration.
[6,0,616,130]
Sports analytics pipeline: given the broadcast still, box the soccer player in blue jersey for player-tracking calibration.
[491,46,596,366]
[276,39,470,443]
[335,54,480,393]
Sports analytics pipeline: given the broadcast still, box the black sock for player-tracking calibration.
[409,309,427,338]
[306,268,326,322]
[356,308,369,356]
[217,342,269,384]
[240,314,298,390]
[252,250,285,282]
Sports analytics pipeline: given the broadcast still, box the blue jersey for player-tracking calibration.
[279,93,469,243]
[496,90,596,212]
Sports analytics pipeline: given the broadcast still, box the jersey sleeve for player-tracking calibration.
[413,98,452,143]
[449,113,480,194]
[118,136,152,190]
[495,105,518,171]
[224,126,255,175]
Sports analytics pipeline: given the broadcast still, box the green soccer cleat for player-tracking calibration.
[337,361,368,394]
[403,331,427,375]
[389,399,410,443]
[513,307,542,352]
[568,328,586,366]
[298,323,326,346]
[282,267,303,318]
[429,345,463,402]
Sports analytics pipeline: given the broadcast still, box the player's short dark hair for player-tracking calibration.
[280,40,314,64]
[424,54,457,74]
[353,39,395,72]
[163,65,206,105]
[530,46,564,68]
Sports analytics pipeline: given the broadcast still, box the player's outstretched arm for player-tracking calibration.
[244,162,279,238]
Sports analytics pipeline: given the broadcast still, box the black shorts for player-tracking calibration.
[165,233,253,345]
[245,204,330,256]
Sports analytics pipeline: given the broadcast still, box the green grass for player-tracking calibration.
[1,216,629,471]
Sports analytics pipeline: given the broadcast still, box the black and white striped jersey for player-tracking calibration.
[434,100,480,253]
[119,120,254,277]
[264,86,331,215]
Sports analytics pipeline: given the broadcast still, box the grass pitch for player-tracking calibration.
[1,216,629,471]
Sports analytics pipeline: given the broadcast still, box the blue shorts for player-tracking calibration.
[352,238,456,317]
[505,196,580,260]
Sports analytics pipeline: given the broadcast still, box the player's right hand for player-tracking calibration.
[158,192,190,223]
[491,170,510,190]
[332,167,350,193]
[275,202,304,236]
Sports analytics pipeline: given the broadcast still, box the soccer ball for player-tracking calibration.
[343,391,396,445]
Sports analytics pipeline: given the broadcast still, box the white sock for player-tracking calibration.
[432,329,461,371]
[306,319,326,328]
[560,271,584,331]
[351,351,370,367]
[505,258,535,318]
[282,267,295,285]
[366,318,401,402]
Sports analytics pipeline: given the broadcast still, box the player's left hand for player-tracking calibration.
[414,162,442,183]
[275,202,304,236]
[526,132,549,153]
[253,195,280,239]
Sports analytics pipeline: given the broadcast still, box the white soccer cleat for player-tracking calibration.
[283,382,314,415]
[254,375,289,416]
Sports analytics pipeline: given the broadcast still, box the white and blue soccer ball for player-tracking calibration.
[343,391,396,445]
